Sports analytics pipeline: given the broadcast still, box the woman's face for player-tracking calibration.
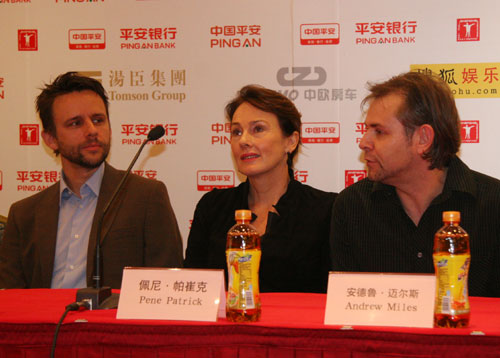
[230,102,298,180]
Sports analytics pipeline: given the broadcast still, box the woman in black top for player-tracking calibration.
[184,85,336,293]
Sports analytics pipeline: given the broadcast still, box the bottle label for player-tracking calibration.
[433,253,470,315]
[226,249,261,310]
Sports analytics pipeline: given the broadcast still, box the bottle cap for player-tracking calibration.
[235,209,252,221]
[443,211,460,222]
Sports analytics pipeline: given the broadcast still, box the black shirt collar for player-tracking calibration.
[370,155,477,201]
[238,177,301,219]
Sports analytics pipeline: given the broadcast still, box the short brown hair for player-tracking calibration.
[36,72,109,137]
[362,71,461,170]
[225,84,302,169]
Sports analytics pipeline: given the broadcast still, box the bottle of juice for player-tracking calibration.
[226,209,261,322]
[433,211,470,328]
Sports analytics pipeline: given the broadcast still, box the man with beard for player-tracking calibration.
[0,72,183,289]
[330,71,500,297]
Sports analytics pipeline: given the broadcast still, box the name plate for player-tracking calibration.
[324,272,436,328]
[117,268,226,322]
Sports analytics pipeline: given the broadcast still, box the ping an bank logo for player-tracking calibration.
[69,29,105,49]
[461,121,479,143]
[302,122,340,143]
[197,170,235,191]
[300,23,339,45]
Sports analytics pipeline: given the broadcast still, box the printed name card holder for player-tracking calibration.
[324,272,436,328]
[117,267,226,322]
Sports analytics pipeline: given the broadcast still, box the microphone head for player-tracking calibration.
[147,125,166,141]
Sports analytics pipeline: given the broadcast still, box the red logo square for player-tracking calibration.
[457,18,480,42]
[302,122,340,144]
[300,23,340,45]
[18,29,38,51]
[196,170,235,191]
[345,170,366,187]
[0,171,2,191]
[20,124,39,145]
[461,121,479,143]
[68,29,106,50]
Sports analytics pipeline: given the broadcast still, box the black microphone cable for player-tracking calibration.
[50,300,90,358]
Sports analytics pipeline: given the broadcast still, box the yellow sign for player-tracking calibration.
[410,63,500,98]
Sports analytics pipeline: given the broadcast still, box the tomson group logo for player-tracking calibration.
[120,27,176,50]
[457,18,480,42]
[300,23,339,45]
[19,124,39,145]
[302,122,340,144]
[276,66,357,103]
[18,29,37,51]
[461,120,479,143]
[108,68,187,103]
[355,20,417,45]
[345,170,367,187]
[197,170,235,191]
[69,29,105,50]
[210,25,262,48]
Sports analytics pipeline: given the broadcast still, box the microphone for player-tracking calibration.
[76,125,166,310]
[147,125,165,141]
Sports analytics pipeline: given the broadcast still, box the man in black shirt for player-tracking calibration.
[330,71,500,297]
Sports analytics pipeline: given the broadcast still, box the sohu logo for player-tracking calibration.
[276,67,326,86]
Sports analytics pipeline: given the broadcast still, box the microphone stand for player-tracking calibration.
[76,125,165,309]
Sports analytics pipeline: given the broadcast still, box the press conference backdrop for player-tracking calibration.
[1,0,499,249]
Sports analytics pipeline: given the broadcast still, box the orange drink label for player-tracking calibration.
[226,249,261,310]
[433,253,470,315]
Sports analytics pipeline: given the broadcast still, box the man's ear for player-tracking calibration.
[41,130,59,152]
[415,124,434,155]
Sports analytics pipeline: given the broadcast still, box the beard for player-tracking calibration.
[367,167,386,182]
[59,139,110,169]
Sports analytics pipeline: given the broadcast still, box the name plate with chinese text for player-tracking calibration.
[324,272,436,328]
[117,268,226,322]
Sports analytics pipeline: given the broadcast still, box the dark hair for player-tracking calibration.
[361,71,461,169]
[36,71,109,136]
[225,84,301,169]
